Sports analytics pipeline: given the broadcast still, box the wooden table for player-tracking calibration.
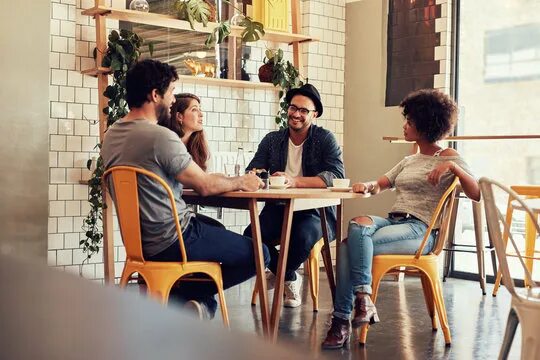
[183,188,367,342]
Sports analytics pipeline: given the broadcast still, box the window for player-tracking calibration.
[451,0,540,280]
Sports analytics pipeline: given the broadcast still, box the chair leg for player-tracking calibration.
[494,207,514,296]
[443,197,460,282]
[524,215,537,288]
[473,200,487,295]
[216,284,230,328]
[420,273,437,330]
[308,248,321,312]
[425,267,451,345]
[358,264,385,345]
[499,308,519,360]
[251,283,259,306]
[493,269,504,297]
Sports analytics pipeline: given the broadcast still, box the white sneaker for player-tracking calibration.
[283,273,303,308]
[266,271,276,291]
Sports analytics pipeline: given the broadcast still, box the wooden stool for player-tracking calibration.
[442,185,497,295]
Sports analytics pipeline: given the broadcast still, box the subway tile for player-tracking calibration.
[50,135,65,151]
[50,52,60,69]
[60,53,76,70]
[56,249,73,266]
[49,234,64,250]
[50,168,66,184]
[50,19,60,36]
[48,217,57,234]
[74,184,89,201]
[49,184,58,201]
[67,103,83,119]
[74,120,90,136]
[75,40,89,58]
[66,168,82,183]
[82,136,98,152]
[67,70,83,87]
[66,136,82,151]
[58,151,75,168]
[50,200,65,216]
[66,201,81,217]
[51,69,68,86]
[57,184,74,200]
[60,20,76,37]
[52,3,69,20]
[48,251,57,266]
[59,86,75,103]
[52,36,68,53]
[57,217,74,233]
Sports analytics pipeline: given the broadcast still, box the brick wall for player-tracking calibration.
[48,0,346,280]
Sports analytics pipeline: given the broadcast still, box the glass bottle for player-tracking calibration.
[234,147,244,177]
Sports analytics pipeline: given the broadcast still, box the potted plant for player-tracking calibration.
[259,48,305,128]
[172,0,265,47]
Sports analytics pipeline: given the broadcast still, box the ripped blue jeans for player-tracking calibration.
[333,215,436,321]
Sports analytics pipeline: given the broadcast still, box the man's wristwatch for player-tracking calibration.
[366,182,375,193]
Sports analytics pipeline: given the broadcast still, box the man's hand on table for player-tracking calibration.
[238,173,264,191]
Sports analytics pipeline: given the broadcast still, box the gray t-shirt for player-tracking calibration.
[384,153,473,228]
[101,119,195,257]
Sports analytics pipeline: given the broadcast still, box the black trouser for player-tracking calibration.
[243,204,334,282]
[149,216,270,313]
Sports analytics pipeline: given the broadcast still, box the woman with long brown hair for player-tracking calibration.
[159,93,223,229]
[159,93,210,171]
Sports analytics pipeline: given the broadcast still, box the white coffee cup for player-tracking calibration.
[332,178,350,188]
[269,176,286,186]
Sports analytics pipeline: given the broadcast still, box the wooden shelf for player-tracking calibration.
[82,5,317,44]
[177,75,278,89]
[383,135,540,143]
[80,67,278,90]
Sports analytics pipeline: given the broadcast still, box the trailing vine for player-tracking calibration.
[263,49,305,128]
[81,29,146,261]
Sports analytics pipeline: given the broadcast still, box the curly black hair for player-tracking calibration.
[399,89,457,143]
[125,59,179,108]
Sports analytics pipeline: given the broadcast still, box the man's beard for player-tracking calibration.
[156,102,170,123]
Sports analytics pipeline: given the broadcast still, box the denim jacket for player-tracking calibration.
[246,124,345,238]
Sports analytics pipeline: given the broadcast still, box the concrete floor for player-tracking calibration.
[218,273,521,359]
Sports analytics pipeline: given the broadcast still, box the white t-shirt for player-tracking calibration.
[285,138,304,177]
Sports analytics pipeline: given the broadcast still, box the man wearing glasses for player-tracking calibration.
[244,84,345,307]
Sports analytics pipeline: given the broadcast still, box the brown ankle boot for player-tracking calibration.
[351,293,380,328]
[321,317,350,349]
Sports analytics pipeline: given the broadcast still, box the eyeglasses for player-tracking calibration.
[287,104,316,116]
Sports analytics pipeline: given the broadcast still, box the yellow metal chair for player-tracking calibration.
[251,238,332,312]
[104,166,229,327]
[492,185,540,297]
[359,178,459,346]
[480,178,540,360]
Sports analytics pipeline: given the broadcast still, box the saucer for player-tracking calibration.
[328,186,352,192]
[269,184,289,190]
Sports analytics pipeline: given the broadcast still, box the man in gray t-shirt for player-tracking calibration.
[101,59,268,318]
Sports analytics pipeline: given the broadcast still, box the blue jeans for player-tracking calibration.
[149,216,270,314]
[243,204,335,282]
[333,215,435,320]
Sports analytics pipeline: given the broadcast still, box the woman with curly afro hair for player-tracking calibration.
[322,88,480,350]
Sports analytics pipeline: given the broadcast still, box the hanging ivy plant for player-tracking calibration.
[81,29,147,261]
[262,49,305,128]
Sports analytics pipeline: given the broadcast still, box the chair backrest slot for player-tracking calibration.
[415,177,459,258]
[103,166,188,264]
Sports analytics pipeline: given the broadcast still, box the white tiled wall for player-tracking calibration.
[48,0,346,280]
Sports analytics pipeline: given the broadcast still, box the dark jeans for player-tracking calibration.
[148,216,270,314]
[243,204,335,282]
